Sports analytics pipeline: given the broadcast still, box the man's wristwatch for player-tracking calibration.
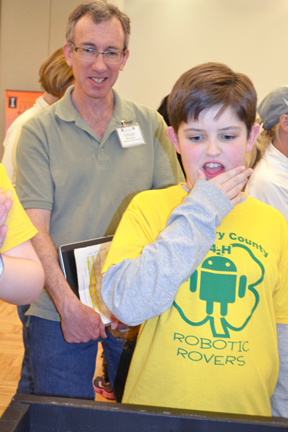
[0,253,4,281]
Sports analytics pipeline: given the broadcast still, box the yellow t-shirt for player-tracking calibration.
[104,185,288,416]
[0,164,37,253]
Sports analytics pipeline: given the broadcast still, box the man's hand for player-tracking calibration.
[60,296,107,343]
[197,166,253,207]
[26,208,107,344]
[0,189,13,248]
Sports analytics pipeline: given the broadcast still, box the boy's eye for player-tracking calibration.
[221,134,236,141]
[188,135,204,142]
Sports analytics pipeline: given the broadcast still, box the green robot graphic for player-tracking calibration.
[173,244,264,338]
[190,256,247,316]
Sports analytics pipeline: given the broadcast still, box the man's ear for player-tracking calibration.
[279,114,288,133]
[119,49,130,71]
[246,123,261,153]
[63,42,73,67]
[166,126,180,154]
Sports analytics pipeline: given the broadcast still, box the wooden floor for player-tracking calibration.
[0,299,114,418]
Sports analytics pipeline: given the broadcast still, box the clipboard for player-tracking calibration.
[58,235,113,298]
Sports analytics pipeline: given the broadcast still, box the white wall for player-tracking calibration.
[1,0,288,156]
[115,0,288,111]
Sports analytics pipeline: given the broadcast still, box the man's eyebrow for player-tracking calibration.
[81,42,96,47]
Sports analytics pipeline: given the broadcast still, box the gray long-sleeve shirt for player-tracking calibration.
[102,181,233,326]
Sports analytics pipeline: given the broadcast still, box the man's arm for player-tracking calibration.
[102,167,251,326]
[271,324,288,417]
[26,208,106,343]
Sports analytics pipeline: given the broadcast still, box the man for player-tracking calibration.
[16,1,183,401]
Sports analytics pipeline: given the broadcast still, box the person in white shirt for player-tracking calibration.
[2,48,74,186]
[245,85,288,222]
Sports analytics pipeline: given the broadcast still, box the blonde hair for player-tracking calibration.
[39,48,74,98]
[245,119,279,168]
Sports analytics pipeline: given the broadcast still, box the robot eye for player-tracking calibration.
[225,262,231,267]
[208,260,213,266]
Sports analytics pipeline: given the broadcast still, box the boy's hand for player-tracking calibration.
[110,313,130,331]
[0,189,13,248]
[197,166,253,207]
[108,314,140,340]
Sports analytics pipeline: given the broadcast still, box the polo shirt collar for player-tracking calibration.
[54,86,78,122]
[112,90,135,126]
[54,86,137,144]
[55,86,135,123]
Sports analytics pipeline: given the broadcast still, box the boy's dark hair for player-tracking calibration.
[157,95,170,126]
[168,62,257,134]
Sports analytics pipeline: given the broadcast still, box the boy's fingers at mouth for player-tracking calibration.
[222,169,253,191]
[220,166,252,184]
[197,169,206,180]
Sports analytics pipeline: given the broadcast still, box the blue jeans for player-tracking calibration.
[28,316,126,400]
[16,305,34,394]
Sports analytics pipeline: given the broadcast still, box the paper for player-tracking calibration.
[116,124,146,148]
[74,241,112,325]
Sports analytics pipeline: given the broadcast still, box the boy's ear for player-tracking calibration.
[279,114,288,132]
[166,126,180,154]
[246,123,261,153]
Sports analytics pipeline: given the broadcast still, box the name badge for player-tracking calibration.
[116,123,146,148]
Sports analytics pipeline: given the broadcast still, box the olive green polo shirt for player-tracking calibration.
[16,86,184,321]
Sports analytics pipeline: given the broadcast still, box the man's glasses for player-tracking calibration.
[70,42,125,64]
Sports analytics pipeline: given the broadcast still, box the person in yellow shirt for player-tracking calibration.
[0,164,44,304]
[101,62,288,417]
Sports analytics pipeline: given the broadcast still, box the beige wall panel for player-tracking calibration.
[0,0,51,151]
[49,0,125,51]
[49,0,84,52]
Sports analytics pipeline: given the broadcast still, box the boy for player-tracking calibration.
[0,164,44,304]
[101,63,288,417]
